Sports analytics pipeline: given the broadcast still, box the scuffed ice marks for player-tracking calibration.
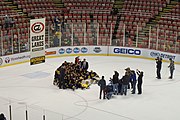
[21,71,50,79]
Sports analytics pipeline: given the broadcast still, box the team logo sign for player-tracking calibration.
[81,47,88,53]
[66,48,72,54]
[30,18,45,65]
[93,47,102,53]
[5,57,10,63]
[73,47,80,53]
[59,48,65,54]
[31,22,45,33]
[0,58,3,65]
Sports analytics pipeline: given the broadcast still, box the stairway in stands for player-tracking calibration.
[89,14,98,45]
[4,0,30,20]
[52,0,64,8]
[112,15,121,45]
[138,1,178,46]
[112,0,124,45]
[114,0,124,10]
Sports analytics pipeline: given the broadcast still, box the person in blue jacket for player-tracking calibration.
[130,70,137,94]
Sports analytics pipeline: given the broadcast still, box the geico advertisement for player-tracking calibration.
[112,47,141,55]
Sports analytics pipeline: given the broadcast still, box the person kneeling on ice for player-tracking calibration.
[98,76,106,99]
[105,79,114,100]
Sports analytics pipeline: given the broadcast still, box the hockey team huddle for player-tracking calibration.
[98,68,144,100]
[53,56,100,90]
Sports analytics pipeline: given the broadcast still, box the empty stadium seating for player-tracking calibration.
[0,0,179,56]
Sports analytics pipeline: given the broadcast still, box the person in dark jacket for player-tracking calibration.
[81,59,89,71]
[155,57,162,79]
[130,70,137,94]
[98,76,106,99]
[112,71,119,94]
[0,113,6,120]
[60,65,66,89]
[136,69,144,94]
[125,67,132,89]
[120,72,130,95]
[168,58,175,79]
[53,68,60,86]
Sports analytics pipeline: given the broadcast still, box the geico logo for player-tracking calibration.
[114,48,141,55]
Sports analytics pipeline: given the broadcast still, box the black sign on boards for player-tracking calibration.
[30,56,45,65]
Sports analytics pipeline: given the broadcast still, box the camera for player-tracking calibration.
[155,57,159,60]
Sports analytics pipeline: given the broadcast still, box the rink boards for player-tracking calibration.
[0,46,180,67]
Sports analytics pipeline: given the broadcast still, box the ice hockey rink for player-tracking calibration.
[0,56,180,120]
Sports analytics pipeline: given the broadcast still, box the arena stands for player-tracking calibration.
[140,1,180,52]
[0,0,179,56]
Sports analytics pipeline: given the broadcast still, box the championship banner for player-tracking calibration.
[30,18,45,65]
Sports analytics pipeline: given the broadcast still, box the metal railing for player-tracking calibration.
[0,22,179,57]
[0,97,80,120]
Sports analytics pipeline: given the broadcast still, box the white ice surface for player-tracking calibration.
[0,56,180,120]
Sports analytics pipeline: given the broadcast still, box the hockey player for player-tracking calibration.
[53,68,60,86]
[60,65,66,89]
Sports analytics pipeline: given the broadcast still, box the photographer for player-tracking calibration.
[155,57,162,79]
[168,58,175,79]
